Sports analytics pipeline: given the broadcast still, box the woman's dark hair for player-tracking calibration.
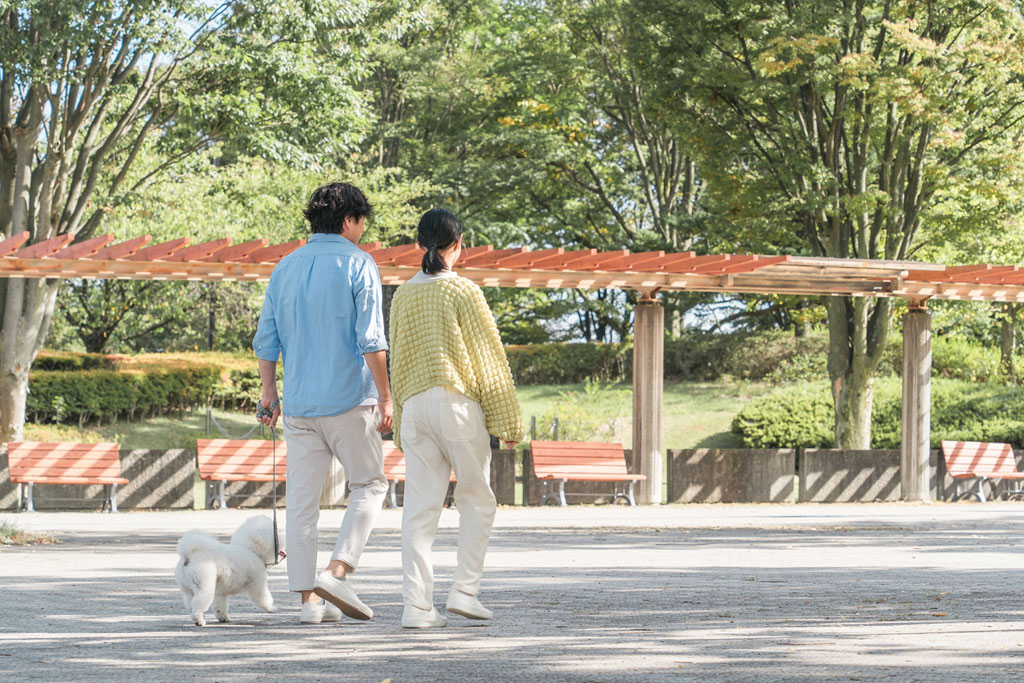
[417,208,463,274]
[303,182,373,235]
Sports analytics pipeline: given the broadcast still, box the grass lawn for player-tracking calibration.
[23,380,771,451]
[517,380,771,450]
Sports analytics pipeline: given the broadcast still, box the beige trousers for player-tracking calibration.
[400,386,496,610]
[283,405,388,592]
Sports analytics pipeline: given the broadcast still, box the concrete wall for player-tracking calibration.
[384,449,517,507]
[667,449,796,503]
[799,449,945,502]
[523,448,641,505]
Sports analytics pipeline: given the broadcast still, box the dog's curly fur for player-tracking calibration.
[174,516,280,626]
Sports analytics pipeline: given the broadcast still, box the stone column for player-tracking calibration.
[632,294,664,505]
[901,304,932,501]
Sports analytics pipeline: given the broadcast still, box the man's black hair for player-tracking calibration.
[303,182,374,235]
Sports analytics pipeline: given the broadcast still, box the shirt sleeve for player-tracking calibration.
[352,255,389,355]
[252,281,282,361]
[458,282,524,444]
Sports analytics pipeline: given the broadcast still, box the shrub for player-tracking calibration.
[506,343,630,384]
[27,365,220,426]
[732,377,1024,448]
[33,351,117,372]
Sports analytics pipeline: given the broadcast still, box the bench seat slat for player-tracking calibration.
[196,439,287,482]
[9,475,129,485]
[536,473,646,481]
[6,442,129,503]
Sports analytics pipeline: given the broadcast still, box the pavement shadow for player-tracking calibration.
[2,523,1023,681]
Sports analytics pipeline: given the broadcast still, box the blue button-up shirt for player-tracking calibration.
[252,233,388,417]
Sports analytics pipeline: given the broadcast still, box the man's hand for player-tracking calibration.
[502,441,518,449]
[377,398,394,434]
[257,394,281,429]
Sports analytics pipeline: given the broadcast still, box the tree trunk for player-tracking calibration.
[1000,303,1017,384]
[832,371,874,449]
[207,284,217,351]
[0,366,28,442]
[825,295,889,450]
[0,277,59,441]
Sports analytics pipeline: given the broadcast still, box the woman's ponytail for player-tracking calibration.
[421,244,447,275]
[416,208,463,275]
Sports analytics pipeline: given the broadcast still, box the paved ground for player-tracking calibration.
[2,503,1024,681]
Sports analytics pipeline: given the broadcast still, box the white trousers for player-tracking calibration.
[400,386,497,610]
[283,405,388,592]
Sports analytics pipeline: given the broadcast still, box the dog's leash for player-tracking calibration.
[256,397,283,566]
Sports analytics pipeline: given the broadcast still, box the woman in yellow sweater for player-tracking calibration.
[389,208,524,629]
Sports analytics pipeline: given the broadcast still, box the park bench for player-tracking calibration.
[7,442,128,512]
[382,440,455,508]
[940,440,1024,502]
[196,439,286,509]
[530,440,645,506]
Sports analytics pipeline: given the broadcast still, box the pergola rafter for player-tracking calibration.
[0,233,1020,303]
[3,233,1017,504]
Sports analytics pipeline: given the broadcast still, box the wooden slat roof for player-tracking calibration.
[0,230,1022,302]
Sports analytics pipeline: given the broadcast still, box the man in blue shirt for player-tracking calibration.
[253,182,392,625]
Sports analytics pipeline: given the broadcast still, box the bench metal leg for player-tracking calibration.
[977,478,988,503]
[388,479,399,508]
[627,480,637,506]
[25,482,34,512]
[109,483,119,513]
[558,479,568,507]
[218,481,229,510]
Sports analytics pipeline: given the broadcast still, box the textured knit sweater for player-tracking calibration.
[389,270,524,451]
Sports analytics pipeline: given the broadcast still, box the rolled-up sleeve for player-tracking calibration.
[352,256,389,355]
[252,284,282,361]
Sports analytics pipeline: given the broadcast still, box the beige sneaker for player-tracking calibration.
[300,599,342,624]
[446,590,492,620]
[313,571,373,620]
[401,605,448,629]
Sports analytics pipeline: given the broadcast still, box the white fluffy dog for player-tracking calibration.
[174,515,282,626]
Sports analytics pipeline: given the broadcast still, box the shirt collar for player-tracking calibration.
[308,233,358,247]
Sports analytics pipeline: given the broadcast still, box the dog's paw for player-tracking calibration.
[217,614,229,623]
[193,618,206,627]
[263,603,276,614]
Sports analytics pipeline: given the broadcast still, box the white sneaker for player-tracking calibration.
[401,605,448,629]
[445,590,493,620]
[313,571,373,620]
[299,599,342,624]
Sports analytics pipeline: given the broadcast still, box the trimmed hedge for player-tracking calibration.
[505,331,1022,386]
[27,366,219,426]
[505,343,630,384]
[33,351,118,372]
[732,377,1024,448]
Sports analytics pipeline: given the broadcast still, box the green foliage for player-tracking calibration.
[506,343,630,385]
[33,352,117,372]
[733,378,1024,449]
[27,366,220,426]
[534,378,630,442]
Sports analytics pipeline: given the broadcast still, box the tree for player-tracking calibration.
[641,0,1024,447]
[0,0,370,440]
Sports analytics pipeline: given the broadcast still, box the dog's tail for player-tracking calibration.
[177,530,220,561]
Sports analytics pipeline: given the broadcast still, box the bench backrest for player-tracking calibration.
[381,440,455,482]
[196,439,286,482]
[382,441,406,478]
[941,440,1019,477]
[530,441,628,477]
[7,442,125,484]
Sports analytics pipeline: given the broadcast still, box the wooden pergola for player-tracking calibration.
[6,229,1024,504]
